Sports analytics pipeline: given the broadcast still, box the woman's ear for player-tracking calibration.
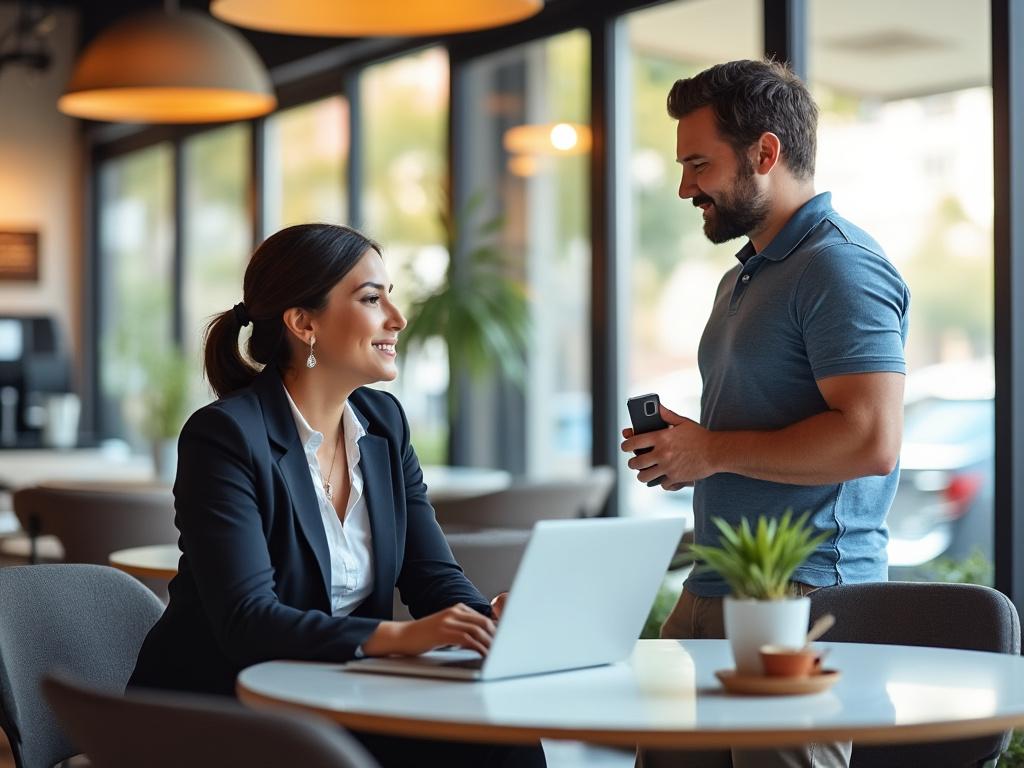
[281,307,315,345]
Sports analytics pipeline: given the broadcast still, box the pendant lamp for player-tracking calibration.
[503,122,591,156]
[210,0,543,37]
[58,9,276,124]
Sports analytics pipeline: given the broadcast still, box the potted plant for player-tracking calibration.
[689,510,828,675]
[137,345,192,484]
[400,189,530,439]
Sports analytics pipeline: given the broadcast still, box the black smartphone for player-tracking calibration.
[626,393,668,487]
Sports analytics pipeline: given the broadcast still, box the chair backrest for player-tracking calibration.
[431,466,616,530]
[13,482,178,564]
[43,672,379,768]
[809,581,1021,768]
[0,564,165,768]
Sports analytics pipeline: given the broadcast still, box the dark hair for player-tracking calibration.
[204,223,381,399]
[667,59,818,180]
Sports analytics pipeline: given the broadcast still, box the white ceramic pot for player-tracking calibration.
[723,596,810,675]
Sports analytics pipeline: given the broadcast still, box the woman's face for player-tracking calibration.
[310,249,407,387]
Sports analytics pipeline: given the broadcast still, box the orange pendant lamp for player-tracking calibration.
[210,0,543,37]
[58,9,276,124]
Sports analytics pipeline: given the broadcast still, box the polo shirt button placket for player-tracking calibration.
[741,273,751,284]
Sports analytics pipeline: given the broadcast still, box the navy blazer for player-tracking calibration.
[130,366,489,696]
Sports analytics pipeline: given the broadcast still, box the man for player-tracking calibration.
[621,60,910,768]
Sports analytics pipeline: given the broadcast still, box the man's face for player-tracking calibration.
[675,106,770,244]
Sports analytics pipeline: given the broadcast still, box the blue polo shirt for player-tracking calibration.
[685,192,910,597]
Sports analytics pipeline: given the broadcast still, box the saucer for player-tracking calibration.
[715,668,840,696]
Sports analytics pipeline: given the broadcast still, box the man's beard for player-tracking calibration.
[694,159,770,244]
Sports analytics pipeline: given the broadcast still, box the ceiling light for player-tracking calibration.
[211,0,543,37]
[503,122,592,156]
[58,9,276,124]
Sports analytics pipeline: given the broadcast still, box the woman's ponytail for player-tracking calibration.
[203,306,259,399]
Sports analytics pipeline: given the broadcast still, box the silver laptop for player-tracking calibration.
[345,516,686,681]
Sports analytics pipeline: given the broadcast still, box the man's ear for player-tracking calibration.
[755,132,782,175]
[281,307,315,344]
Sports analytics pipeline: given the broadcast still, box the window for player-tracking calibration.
[182,124,251,408]
[460,29,591,476]
[97,144,174,447]
[810,0,993,581]
[263,96,348,233]
[362,48,450,464]
[621,0,762,518]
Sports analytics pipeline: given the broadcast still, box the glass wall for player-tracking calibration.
[182,124,251,408]
[263,96,349,234]
[460,29,591,476]
[98,144,174,447]
[362,48,451,464]
[809,0,993,582]
[621,0,762,518]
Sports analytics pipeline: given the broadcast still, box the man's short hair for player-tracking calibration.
[667,59,818,180]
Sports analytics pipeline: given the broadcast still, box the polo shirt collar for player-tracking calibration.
[733,191,833,264]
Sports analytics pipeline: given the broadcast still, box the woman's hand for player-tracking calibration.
[490,592,509,620]
[362,603,496,657]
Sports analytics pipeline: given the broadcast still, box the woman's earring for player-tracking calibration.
[306,336,317,369]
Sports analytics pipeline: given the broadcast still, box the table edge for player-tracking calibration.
[235,677,1024,749]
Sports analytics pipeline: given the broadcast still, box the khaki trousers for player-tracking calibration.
[636,585,852,768]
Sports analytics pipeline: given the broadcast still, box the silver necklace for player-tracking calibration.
[323,429,341,501]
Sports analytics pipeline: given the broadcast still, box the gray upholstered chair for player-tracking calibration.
[809,581,1020,768]
[11,481,177,564]
[0,564,165,768]
[43,672,379,768]
[431,465,616,530]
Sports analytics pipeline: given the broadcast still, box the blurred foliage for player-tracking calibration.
[641,580,683,639]
[917,548,994,587]
[401,190,530,416]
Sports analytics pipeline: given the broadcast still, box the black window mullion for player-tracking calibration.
[763,0,807,78]
[172,137,185,348]
[993,0,1024,607]
[250,117,266,246]
[345,70,363,228]
[589,16,622,515]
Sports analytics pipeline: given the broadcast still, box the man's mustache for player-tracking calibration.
[693,194,714,208]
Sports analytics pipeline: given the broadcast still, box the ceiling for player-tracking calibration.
[630,0,991,100]
[2,0,992,100]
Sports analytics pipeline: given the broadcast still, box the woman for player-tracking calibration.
[130,223,544,767]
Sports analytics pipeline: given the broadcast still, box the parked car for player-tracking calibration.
[887,362,994,572]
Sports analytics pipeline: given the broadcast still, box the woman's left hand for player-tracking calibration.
[490,592,509,620]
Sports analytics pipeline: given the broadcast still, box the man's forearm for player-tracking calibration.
[707,409,899,485]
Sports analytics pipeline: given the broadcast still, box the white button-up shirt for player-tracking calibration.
[283,388,375,617]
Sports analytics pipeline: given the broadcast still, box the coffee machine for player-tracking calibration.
[0,315,73,448]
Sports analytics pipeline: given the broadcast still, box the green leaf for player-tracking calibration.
[689,510,829,600]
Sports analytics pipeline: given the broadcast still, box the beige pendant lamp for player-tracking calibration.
[210,0,543,37]
[58,9,276,124]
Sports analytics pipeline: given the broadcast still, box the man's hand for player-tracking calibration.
[620,403,713,490]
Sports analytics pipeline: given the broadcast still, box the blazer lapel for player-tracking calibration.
[254,367,332,603]
[352,402,397,616]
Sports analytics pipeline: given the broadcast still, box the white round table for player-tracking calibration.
[237,639,1024,749]
[421,465,511,503]
[109,543,180,580]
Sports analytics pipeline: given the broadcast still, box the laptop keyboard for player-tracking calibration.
[440,657,485,670]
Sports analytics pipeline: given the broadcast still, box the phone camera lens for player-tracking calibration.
[643,401,657,417]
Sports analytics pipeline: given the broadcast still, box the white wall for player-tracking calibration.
[0,6,82,368]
